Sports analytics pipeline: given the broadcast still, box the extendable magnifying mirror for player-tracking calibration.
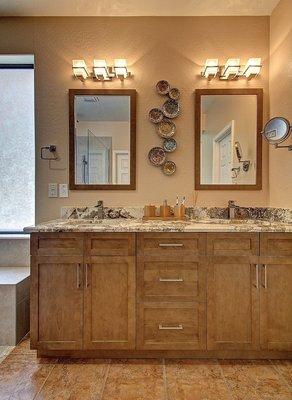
[262,117,292,151]
[234,141,250,172]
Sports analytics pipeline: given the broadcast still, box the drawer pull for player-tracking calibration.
[159,277,184,282]
[158,324,183,330]
[158,243,184,248]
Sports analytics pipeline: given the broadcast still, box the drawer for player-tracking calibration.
[260,233,292,256]
[138,260,205,302]
[85,233,135,256]
[31,233,84,256]
[138,233,206,260]
[137,302,206,350]
[207,233,259,256]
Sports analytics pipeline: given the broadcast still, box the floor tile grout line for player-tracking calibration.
[162,358,169,400]
[33,362,57,400]
[99,359,111,400]
[216,359,236,400]
[269,359,292,391]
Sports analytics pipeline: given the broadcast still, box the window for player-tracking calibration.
[0,55,35,233]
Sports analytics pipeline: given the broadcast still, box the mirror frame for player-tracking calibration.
[69,89,136,190]
[195,88,263,190]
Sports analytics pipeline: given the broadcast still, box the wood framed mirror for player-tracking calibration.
[195,88,263,190]
[69,89,136,190]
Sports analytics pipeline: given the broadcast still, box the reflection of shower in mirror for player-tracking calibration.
[234,141,250,172]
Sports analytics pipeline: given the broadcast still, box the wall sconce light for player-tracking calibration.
[201,58,262,81]
[221,58,240,80]
[72,60,89,81]
[93,59,111,81]
[201,59,219,80]
[114,59,130,80]
[243,58,262,79]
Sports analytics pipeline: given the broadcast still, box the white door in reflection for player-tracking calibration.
[212,122,233,184]
[113,151,130,184]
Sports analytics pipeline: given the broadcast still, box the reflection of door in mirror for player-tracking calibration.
[113,151,130,184]
[200,94,257,186]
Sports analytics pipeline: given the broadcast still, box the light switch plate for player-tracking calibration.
[48,183,58,198]
[59,183,69,198]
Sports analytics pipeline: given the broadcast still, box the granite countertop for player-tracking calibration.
[24,218,292,233]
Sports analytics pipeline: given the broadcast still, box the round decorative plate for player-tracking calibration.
[156,80,170,95]
[149,108,164,123]
[162,99,180,119]
[168,88,180,100]
[162,160,176,175]
[157,119,176,138]
[148,147,166,166]
[163,138,177,153]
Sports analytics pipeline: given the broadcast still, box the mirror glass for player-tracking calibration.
[200,94,258,186]
[71,90,136,189]
[263,117,291,144]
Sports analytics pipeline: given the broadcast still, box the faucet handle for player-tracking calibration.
[228,200,236,207]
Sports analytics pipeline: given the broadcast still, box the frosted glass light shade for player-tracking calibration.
[93,59,110,80]
[114,59,128,78]
[243,58,262,78]
[222,58,240,78]
[202,59,219,78]
[72,60,89,80]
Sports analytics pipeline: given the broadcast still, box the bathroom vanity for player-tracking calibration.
[27,219,292,359]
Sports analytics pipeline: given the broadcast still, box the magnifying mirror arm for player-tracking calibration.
[274,143,292,151]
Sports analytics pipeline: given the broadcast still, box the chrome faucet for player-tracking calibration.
[228,200,237,220]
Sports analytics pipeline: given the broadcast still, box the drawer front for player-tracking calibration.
[31,233,84,256]
[85,233,135,256]
[137,302,206,350]
[207,233,259,257]
[138,260,205,302]
[138,233,206,260]
[260,233,292,257]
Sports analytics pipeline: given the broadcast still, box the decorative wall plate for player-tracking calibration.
[148,147,166,166]
[168,88,180,100]
[149,108,164,123]
[162,160,176,175]
[162,99,180,119]
[163,138,177,152]
[157,119,176,138]
[156,80,170,95]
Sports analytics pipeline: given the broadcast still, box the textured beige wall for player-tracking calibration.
[0,17,270,222]
[269,0,292,208]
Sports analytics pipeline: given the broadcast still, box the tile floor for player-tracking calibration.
[0,338,291,400]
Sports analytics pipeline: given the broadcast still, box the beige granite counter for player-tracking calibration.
[24,218,292,233]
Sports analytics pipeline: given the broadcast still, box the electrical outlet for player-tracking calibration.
[59,183,69,198]
[48,183,58,198]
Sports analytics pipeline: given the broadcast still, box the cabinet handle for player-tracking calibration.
[262,264,268,289]
[159,277,184,282]
[254,264,259,289]
[159,324,183,330]
[159,243,184,247]
[76,263,82,288]
[85,263,90,287]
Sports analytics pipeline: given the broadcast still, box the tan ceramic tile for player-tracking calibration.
[165,359,232,400]
[35,362,109,400]
[102,359,165,400]
[3,352,58,365]
[271,360,292,388]
[219,360,292,400]
[0,355,54,400]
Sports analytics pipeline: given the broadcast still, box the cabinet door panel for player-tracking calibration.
[207,258,259,350]
[260,259,292,351]
[31,256,83,350]
[84,256,135,349]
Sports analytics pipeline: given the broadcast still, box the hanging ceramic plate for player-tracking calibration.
[148,147,166,166]
[168,88,180,100]
[157,119,176,138]
[162,99,180,119]
[162,160,176,175]
[156,80,170,95]
[163,138,177,153]
[149,108,164,123]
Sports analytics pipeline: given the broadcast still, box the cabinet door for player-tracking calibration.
[31,255,84,350]
[259,259,292,351]
[84,256,136,350]
[207,233,260,350]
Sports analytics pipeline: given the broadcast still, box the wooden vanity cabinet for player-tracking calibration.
[206,233,260,351]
